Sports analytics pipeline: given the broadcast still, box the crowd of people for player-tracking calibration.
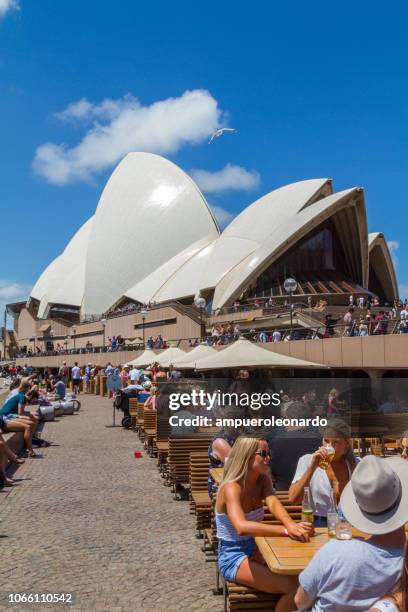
[0,373,58,487]
[138,367,408,611]
[323,302,408,338]
[206,402,408,611]
[213,433,408,612]
[2,358,408,610]
[10,294,408,364]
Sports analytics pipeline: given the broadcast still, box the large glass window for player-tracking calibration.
[250,220,350,296]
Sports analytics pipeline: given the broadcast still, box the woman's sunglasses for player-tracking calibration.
[255,450,271,459]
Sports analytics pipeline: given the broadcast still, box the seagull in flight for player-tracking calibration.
[208,127,237,144]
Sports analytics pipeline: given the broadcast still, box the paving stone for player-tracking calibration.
[0,395,221,612]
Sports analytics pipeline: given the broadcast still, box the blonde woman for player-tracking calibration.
[216,436,312,612]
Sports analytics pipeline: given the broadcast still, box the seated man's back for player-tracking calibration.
[55,380,66,398]
[299,537,403,611]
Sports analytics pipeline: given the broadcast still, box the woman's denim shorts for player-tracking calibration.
[218,538,256,582]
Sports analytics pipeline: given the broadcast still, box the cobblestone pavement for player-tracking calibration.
[0,395,222,612]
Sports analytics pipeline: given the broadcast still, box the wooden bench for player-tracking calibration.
[224,583,279,611]
[167,437,212,498]
[128,398,139,430]
[136,404,145,439]
[155,439,170,477]
[189,452,212,537]
[143,408,157,455]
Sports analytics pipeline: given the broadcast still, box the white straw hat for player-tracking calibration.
[340,455,408,535]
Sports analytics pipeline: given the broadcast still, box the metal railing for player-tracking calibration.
[14,317,408,360]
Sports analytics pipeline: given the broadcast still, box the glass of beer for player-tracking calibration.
[319,443,335,470]
[301,508,314,524]
[301,487,314,524]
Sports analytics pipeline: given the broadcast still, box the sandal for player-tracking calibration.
[11,457,25,465]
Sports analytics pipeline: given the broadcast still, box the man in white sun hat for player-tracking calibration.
[295,455,408,611]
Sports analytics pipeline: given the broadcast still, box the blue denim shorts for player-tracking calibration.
[218,538,256,582]
[314,516,327,528]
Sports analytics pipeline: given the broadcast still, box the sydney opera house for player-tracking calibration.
[3,152,404,370]
[24,153,398,317]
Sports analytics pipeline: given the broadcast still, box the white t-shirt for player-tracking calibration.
[369,601,399,612]
[299,538,403,611]
[400,309,408,321]
[72,366,81,379]
[272,330,281,342]
[292,453,355,517]
[129,368,141,382]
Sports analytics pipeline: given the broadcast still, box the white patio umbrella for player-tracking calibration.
[172,344,216,369]
[195,338,326,370]
[125,348,161,367]
[155,346,186,368]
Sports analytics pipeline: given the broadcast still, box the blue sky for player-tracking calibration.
[1,0,407,319]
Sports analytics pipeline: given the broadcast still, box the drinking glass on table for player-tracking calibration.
[335,512,352,540]
[327,512,339,538]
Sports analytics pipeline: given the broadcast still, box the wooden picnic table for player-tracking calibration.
[256,528,369,575]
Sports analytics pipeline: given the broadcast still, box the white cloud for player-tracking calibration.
[0,0,19,18]
[209,205,236,230]
[33,89,222,185]
[387,240,399,268]
[190,164,260,194]
[54,95,135,123]
[0,280,31,329]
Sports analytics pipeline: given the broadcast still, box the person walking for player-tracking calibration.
[71,362,81,394]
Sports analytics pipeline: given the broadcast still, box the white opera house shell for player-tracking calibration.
[29,152,398,320]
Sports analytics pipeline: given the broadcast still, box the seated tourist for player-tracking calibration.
[144,386,158,410]
[369,542,406,611]
[288,419,358,526]
[0,427,25,486]
[53,375,66,399]
[167,365,182,380]
[295,455,408,611]
[26,384,40,404]
[5,379,20,399]
[2,381,33,419]
[216,436,312,612]
[208,411,241,494]
[0,382,38,457]
[137,380,152,403]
